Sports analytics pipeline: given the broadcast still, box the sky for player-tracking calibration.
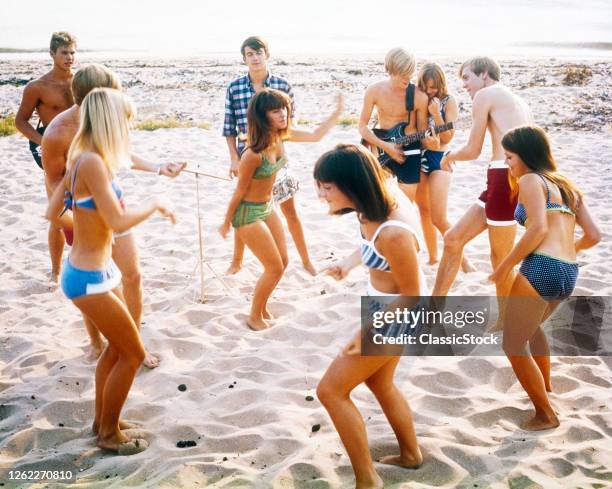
[2,0,611,57]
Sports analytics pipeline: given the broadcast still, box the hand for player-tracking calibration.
[342,331,362,356]
[441,153,454,173]
[428,97,441,116]
[323,262,350,281]
[422,127,440,150]
[219,221,231,239]
[156,199,177,224]
[229,159,240,179]
[384,141,405,164]
[160,161,187,178]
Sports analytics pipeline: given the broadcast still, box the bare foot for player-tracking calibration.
[97,434,148,455]
[247,317,271,331]
[142,351,160,369]
[355,473,384,489]
[546,382,553,393]
[263,308,275,320]
[428,258,439,265]
[50,269,60,283]
[302,261,318,276]
[378,451,423,469]
[226,262,242,275]
[520,412,560,431]
[461,258,477,273]
[93,419,142,435]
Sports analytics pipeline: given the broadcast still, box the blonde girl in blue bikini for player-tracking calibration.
[46,88,176,454]
[219,88,342,330]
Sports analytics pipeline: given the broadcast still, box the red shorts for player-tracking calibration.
[477,162,517,226]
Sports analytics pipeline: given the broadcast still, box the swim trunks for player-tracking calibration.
[477,160,518,226]
[29,125,46,169]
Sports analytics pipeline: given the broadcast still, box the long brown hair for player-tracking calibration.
[247,88,291,154]
[313,144,397,222]
[502,125,582,211]
[418,62,449,99]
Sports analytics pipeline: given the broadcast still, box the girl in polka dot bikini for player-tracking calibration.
[489,125,601,431]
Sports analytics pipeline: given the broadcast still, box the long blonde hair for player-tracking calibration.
[67,87,134,173]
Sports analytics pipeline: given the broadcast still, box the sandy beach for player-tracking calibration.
[0,56,611,488]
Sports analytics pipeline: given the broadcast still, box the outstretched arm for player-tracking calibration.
[442,91,489,168]
[130,153,186,178]
[288,94,343,143]
[323,248,361,280]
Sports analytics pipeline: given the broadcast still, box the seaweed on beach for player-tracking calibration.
[0,77,31,87]
[134,117,210,131]
[562,64,593,86]
[0,113,17,136]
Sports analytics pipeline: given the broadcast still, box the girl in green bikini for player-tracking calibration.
[219,88,342,330]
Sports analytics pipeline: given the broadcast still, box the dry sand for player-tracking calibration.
[0,56,611,488]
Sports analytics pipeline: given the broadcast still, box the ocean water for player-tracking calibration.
[2,0,611,59]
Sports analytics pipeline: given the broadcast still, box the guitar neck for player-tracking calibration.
[396,122,453,146]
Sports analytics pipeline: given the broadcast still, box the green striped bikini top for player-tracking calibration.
[252,153,287,179]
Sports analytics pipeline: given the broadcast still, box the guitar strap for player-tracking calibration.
[405,83,415,125]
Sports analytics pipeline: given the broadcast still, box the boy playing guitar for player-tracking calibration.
[358,48,438,201]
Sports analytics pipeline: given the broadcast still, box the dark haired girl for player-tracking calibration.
[219,88,342,330]
[490,125,600,430]
[316,144,426,488]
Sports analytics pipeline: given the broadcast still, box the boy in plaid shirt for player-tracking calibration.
[223,36,316,276]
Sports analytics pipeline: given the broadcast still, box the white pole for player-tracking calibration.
[195,173,206,302]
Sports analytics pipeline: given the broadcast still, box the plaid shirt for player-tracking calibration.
[223,72,295,154]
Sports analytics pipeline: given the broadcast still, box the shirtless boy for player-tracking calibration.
[42,64,185,365]
[359,48,437,201]
[435,57,533,313]
[16,32,76,169]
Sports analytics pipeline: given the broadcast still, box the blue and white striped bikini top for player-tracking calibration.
[514,174,575,227]
[360,220,422,271]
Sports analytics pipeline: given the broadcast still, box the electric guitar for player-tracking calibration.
[365,121,454,167]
